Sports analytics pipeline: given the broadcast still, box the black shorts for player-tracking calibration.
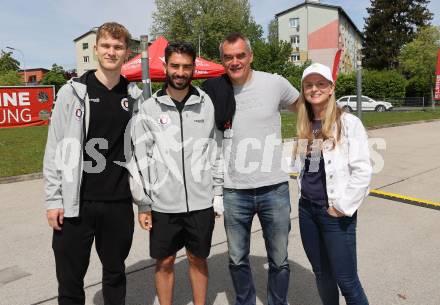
[150,207,215,259]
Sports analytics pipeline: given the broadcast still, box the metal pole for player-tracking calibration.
[356,50,362,120]
[140,35,151,99]
[198,34,201,58]
[197,9,202,57]
[6,46,26,85]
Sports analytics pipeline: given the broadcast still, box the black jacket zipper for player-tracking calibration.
[178,109,190,212]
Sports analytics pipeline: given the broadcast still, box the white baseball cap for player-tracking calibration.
[301,63,333,83]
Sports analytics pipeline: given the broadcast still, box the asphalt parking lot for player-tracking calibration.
[1,120,439,305]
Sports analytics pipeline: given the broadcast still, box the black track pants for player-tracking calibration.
[52,200,134,305]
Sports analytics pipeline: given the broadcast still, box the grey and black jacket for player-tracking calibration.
[43,71,145,217]
[130,87,223,214]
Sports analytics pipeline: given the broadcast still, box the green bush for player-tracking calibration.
[362,70,406,100]
[335,69,407,104]
[406,75,431,100]
[335,73,356,98]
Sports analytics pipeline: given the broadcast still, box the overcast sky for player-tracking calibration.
[0,0,438,70]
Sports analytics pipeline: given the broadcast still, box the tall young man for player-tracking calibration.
[131,42,223,305]
[43,22,144,305]
[203,33,300,305]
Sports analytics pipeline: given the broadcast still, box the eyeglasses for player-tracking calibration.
[303,81,331,90]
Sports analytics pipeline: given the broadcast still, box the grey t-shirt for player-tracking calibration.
[223,70,300,189]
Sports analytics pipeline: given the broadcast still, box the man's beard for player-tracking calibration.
[166,73,192,90]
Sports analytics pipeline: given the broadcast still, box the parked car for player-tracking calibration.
[336,95,393,112]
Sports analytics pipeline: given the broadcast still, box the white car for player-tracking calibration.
[336,95,393,112]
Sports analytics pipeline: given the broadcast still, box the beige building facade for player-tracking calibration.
[276,0,362,73]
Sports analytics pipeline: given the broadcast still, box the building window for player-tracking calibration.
[290,35,300,45]
[291,53,300,62]
[83,56,89,63]
[82,43,88,50]
[289,18,299,28]
[29,75,37,83]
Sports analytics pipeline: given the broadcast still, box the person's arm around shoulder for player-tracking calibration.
[43,84,72,230]
[130,99,154,230]
[212,126,224,217]
[201,91,224,216]
[331,114,372,216]
[277,75,300,112]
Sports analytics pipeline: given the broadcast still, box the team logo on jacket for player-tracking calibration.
[75,108,83,121]
[158,114,171,126]
[121,98,129,111]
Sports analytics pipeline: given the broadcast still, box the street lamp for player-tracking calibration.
[6,46,26,85]
[196,9,203,57]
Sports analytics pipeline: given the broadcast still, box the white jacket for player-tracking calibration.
[294,113,372,216]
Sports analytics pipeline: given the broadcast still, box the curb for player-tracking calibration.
[281,119,440,143]
[364,118,440,131]
[369,189,440,211]
[0,172,43,184]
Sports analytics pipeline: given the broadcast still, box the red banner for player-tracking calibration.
[435,49,440,101]
[332,49,343,82]
[0,86,55,128]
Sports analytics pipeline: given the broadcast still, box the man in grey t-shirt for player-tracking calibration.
[217,33,299,305]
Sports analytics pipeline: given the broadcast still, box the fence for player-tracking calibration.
[383,97,426,108]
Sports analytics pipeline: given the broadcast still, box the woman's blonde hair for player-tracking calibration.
[295,79,343,153]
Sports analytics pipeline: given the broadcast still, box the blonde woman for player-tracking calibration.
[293,63,371,305]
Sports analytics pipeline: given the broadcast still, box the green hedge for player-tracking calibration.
[335,70,407,104]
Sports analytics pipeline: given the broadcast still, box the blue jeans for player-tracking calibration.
[223,182,291,305]
[299,198,369,305]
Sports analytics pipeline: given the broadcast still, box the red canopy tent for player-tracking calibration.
[121,36,225,82]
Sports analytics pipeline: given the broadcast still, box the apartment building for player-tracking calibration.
[276,0,362,73]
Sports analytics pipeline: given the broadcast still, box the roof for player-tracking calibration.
[275,1,363,37]
[18,68,49,73]
[73,28,98,42]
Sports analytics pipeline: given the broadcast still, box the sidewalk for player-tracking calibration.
[1,121,439,305]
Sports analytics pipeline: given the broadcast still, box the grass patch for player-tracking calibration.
[1,109,439,178]
[362,109,440,128]
[281,109,440,139]
[281,112,297,139]
[0,126,48,177]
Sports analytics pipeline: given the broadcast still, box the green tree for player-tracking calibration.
[285,62,311,90]
[151,0,263,60]
[0,70,23,85]
[40,64,67,91]
[0,51,20,74]
[252,40,293,76]
[267,18,278,45]
[399,26,440,101]
[362,0,433,69]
